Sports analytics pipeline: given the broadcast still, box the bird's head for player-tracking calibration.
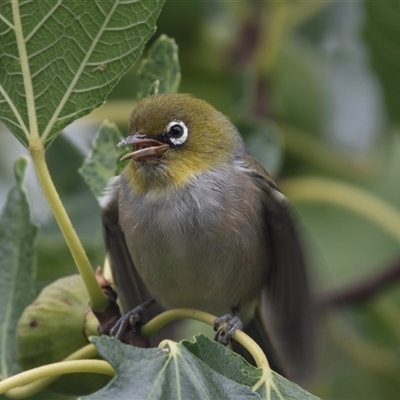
[119,93,242,193]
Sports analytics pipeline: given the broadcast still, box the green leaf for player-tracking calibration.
[85,336,262,400]
[0,0,164,148]
[79,121,124,199]
[182,335,264,392]
[0,158,38,379]
[268,374,319,400]
[182,335,319,400]
[136,34,181,100]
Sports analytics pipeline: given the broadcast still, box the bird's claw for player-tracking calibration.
[108,298,155,341]
[109,308,143,339]
[214,313,243,345]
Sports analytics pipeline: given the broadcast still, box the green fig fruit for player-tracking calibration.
[17,274,111,396]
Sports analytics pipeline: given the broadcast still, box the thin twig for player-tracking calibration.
[318,256,400,310]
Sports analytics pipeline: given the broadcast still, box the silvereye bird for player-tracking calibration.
[100,93,313,383]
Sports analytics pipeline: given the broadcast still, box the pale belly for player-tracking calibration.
[118,169,269,322]
[131,231,262,318]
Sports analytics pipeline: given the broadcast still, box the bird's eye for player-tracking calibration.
[170,124,183,137]
[166,120,188,146]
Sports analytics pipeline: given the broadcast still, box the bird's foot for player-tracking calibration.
[214,313,243,345]
[110,298,155,340]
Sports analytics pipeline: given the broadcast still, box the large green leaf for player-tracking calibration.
[86,335,318,399]
[85,336,261,400]
[0,158,38,379]
[0,0,164,148]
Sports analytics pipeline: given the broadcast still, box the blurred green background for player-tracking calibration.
[1,1,400,398]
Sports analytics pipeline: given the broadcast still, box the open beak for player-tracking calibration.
[117,134,169,162]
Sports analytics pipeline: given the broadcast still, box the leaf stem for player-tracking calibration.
[141,308,270,370]
[0,360,114,398]
[281,177,400,245]
[29,137,108,312]
[2,344,99,399]
[141,308,214,338]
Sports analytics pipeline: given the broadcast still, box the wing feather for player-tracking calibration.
[242,155,315,383]
[100,177,154,318]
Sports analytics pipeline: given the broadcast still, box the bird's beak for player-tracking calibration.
[117,134,169,162]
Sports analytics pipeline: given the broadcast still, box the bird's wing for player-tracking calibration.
[100,177,154,318]
[240,155,314,383]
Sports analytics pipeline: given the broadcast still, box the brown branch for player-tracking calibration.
[230,6,263,67]
[229,3,270,119]
[318,255,400,311]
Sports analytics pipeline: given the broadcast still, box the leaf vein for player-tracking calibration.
[24,0,62,43]
[27,36,63,60]
[41,0,121,142]
[0,13,14,30]
[57,104,102,122]
[87,44,142,65]
[179,354,212,399]
[0,83,30,138]
[144,355,171,400]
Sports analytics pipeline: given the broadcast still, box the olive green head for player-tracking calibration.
[119,93,242,193]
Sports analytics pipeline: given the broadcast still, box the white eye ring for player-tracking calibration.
[166,120,188,146]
